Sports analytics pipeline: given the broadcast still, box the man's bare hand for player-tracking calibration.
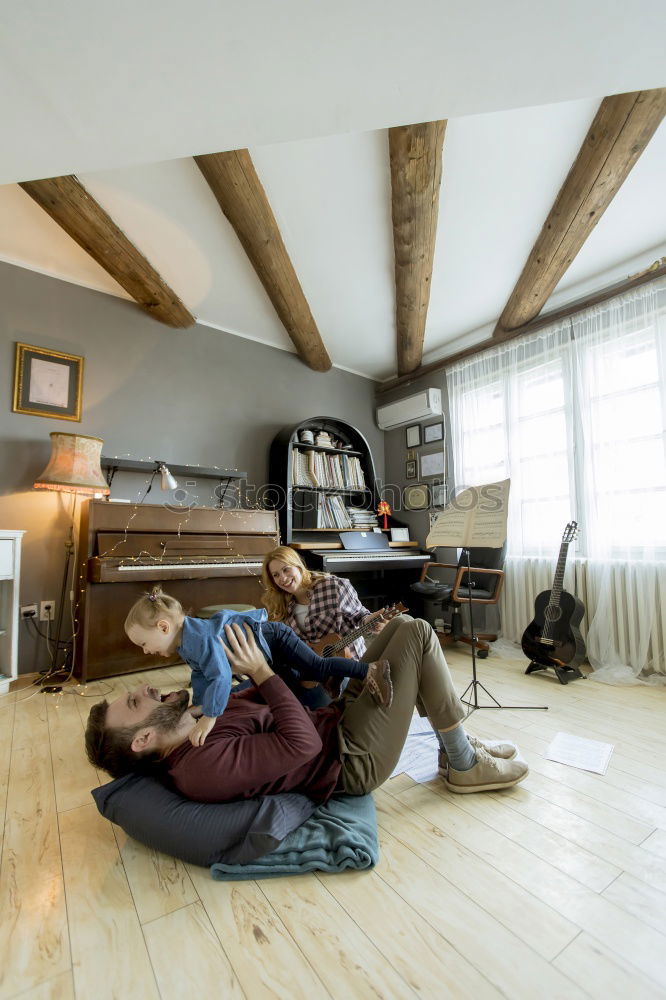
[220,623,273,684]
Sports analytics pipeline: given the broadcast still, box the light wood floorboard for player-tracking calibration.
[2,649,666,998]
[142,902,244,1000]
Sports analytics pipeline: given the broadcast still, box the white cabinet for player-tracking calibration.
[0,530,25,696]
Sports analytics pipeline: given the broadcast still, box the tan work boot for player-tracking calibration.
[444,747,529,793]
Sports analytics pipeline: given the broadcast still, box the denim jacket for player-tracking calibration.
[177,609,272,717]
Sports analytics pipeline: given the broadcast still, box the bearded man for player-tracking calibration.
[86,618,527,802]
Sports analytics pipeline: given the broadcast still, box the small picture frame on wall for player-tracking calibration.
[423,421,444,444]
[405,459,417,480]
[12,343,83,421]
[405,424,421,448]
[403,483,430,511]
[420,451,445,478]
[431,482,447,507]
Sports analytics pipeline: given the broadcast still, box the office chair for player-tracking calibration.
[411,545,506,657]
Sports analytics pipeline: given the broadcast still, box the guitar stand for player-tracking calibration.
[459,550,548,716]
[525,661,585,685]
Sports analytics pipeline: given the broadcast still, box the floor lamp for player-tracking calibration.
[34,432,109,687]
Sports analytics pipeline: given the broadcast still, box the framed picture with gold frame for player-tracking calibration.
[403,483,431,511]
[12,343,84,421]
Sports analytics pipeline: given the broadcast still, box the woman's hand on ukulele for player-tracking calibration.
[363,612,387,634]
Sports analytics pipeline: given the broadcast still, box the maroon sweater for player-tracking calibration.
[165,675,344,804]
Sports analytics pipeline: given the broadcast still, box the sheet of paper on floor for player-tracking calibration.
[390,714,439,782]
[545,731,614,775]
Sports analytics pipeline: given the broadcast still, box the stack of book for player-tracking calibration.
[347,507,379,529]
[292,450,366,491]
[292,450,317,487]
[316,494,352,529]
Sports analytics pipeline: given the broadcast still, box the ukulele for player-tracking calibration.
[521,521,586,681]
[309,602,407,657]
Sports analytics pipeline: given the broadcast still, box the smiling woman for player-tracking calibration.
[261,545,385,662]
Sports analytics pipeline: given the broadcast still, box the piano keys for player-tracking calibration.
[303,532,430,612]
[75,500,279,681]
[90,556,266,582]
[309,549,431,574]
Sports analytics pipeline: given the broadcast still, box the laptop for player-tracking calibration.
[339,531,390,551]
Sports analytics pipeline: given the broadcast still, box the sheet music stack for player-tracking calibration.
[347,508,378,529]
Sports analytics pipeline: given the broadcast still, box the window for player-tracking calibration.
[447,279,666,559]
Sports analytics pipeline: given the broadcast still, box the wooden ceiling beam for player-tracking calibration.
[377,259,666,395]
[19,175,194,328]
[194,149,331,372]
[495,87,666,336]
[389,120,446,377]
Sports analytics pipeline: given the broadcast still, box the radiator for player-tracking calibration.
[501,555,666,676]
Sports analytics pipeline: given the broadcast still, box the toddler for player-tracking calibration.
[124,586,392,746]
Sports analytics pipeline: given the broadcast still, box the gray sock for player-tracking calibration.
[438,725,476,771]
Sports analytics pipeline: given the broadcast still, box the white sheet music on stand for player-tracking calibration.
[426,478,510,549]
[422,478,548,715]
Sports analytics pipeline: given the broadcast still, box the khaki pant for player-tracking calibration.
[337,616,466,795]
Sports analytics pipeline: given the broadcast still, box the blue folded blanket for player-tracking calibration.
[210,793,378,881]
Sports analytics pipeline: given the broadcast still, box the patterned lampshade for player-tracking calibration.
[34,432,110,495]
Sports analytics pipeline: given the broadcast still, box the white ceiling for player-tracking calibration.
[1,1,665,380]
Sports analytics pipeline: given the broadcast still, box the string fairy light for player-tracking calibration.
[56,447,283,683]
[85,467,274,584]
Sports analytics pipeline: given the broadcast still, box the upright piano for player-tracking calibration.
[75,500,279,681]
[298,532,431,611]
[307,547,430,575]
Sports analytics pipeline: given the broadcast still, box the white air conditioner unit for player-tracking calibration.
[376,388,442,430]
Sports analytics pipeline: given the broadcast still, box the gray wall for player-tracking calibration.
[377,370,461,623]
[379,370,453,543]
[379,371,503,634]
[0,262,384,673]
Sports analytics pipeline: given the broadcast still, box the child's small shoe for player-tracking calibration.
[364,660,393,709]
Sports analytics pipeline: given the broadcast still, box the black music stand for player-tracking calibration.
[458,548,548,716]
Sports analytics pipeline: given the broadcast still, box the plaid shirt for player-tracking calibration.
[283,575,371,659]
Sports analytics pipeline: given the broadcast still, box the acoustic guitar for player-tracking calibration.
[309,602,407,657]
[521,521,586,683]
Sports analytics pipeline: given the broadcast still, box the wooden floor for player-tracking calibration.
[2,649,666,999]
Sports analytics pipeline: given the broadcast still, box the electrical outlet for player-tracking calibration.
[21,604,38,618]
[40,600,56,622]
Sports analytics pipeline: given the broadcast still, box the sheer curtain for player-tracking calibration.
[447,276,666,684]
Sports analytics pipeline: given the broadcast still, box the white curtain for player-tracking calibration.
[447,276,666,684]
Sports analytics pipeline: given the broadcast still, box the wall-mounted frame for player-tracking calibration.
[12,343,83,421]
[403,483,430,511]
[391,527,410,543]
[431,481,447,507]
[405,424,421,448]
[405,459,417,480]
[420,451,445,478]
[423,421,444,444]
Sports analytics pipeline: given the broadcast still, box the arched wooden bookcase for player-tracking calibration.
[269,416,379,546]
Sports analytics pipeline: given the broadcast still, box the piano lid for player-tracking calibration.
[339,531,390,551]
